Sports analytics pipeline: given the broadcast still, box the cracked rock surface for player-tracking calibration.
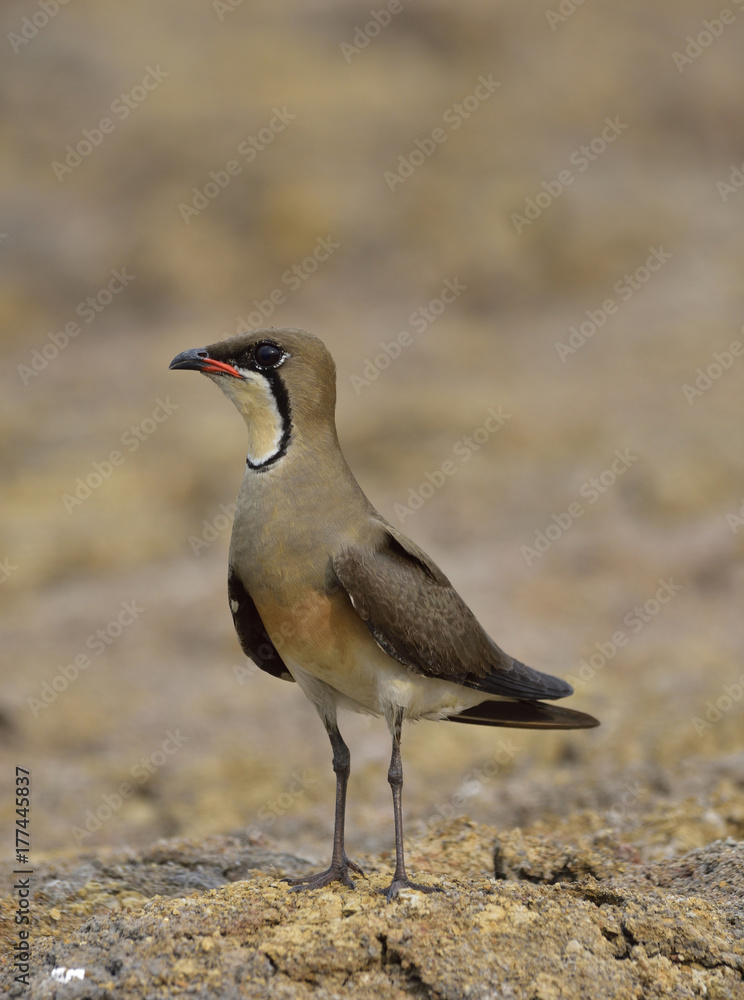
[2,810,743,999]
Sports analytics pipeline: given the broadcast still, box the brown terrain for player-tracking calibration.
[1,0,743,996]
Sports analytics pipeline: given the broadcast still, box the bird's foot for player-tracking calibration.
[283,856,364,892]
[382,875,442,903]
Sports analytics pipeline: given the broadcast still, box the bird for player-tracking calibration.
[169,328,599,901]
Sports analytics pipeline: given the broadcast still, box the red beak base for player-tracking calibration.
[199,358,243,378]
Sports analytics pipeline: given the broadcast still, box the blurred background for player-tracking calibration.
[1,0,743,865]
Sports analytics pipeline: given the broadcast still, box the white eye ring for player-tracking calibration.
[254,343,285,369]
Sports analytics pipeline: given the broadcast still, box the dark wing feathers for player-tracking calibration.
[332,520,573,702]
[228,570,294,682]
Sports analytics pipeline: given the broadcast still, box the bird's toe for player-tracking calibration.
[382,876,442,903]
[282,861,361,892]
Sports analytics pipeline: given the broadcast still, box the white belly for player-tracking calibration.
[285,644,494,729]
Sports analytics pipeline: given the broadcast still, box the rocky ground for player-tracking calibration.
[2,775,743,999]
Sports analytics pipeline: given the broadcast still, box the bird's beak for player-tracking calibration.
[169,348,243,378]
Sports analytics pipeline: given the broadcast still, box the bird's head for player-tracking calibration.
[169,328,337,471]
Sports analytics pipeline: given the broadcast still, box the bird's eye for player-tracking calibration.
[254,343,283,368]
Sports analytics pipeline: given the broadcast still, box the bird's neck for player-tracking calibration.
[230,425,373,588]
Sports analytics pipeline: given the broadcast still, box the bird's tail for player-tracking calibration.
[448,699,599,729]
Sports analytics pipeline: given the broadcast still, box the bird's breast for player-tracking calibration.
[254,585,483,722]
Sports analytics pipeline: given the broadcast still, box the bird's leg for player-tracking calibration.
[383,706,441,902]
[284,722,363,891]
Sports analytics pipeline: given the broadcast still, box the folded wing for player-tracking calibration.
[332,520,573,702]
